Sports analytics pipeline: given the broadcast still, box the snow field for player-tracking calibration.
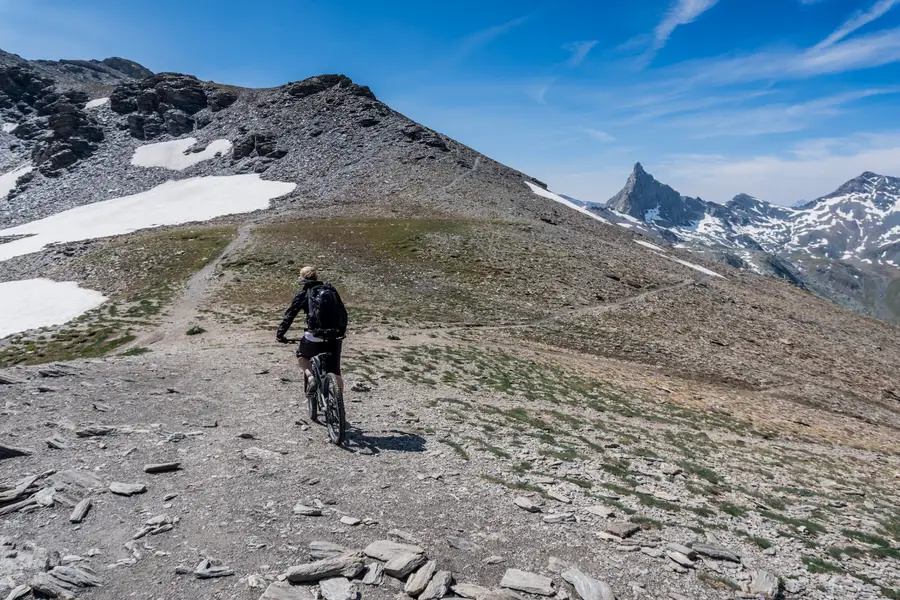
[0,279,107,338]
[131,138,233,171]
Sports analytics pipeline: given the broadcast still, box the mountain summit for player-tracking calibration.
[603,164,900,321]
[606,162,709,227]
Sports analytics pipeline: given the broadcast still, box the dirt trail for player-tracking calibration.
[126,221,257,349]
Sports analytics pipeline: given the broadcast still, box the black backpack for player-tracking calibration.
[306,283,348,339]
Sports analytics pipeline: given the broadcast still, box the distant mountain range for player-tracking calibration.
[596,163,900,322]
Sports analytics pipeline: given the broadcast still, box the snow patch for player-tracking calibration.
[0,279,106,338]
[634,240,665,252]
[644,205,661,222]
[2,122,17,133]
[667,256,725,279]
[524,181,609,224]
[84,97,110,109]
[131,138,233,171]
[0,164,33,200]
[0,174,296,262]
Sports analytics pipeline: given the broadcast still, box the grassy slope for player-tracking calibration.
[0,226,235,366]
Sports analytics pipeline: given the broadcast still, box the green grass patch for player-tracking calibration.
[716,502,747,517]
[803,555,845,574]
[439,438,469,461]
[185,326,207,336]
[679,461,722,485]
[760,510,827,534]
[120,347,151,356]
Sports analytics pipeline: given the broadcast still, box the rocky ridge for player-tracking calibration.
[598,164,900,322]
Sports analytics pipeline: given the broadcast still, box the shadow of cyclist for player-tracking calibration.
[343,427,427,455]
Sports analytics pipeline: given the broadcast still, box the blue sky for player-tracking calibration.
[2,0,900,205]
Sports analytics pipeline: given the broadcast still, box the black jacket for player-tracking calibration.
[276,279,323,339]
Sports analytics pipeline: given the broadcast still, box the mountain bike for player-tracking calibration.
[306,351,346,445]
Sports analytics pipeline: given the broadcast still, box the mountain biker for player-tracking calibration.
[275,266,347,399]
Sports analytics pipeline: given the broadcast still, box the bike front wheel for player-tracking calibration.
[323,373,346,445]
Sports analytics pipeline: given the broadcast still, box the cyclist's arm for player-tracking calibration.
[276,290,306,339]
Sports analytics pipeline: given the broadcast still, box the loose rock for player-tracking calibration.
[109,482,147,496]
[405,560,437,596]
[514,497,542,513]
[561,568,615,600]
[260,581,315,600]
[384,552,427,579]
[747,569,780,599]
[283,553,366,583]
[500,569,555,596]
[143,462,181,474]
[361,562,384,586]
[194,558,234,579]
[420,570,453,600]
[293,504,323,517]
[604,522,639,539]
[319,577,358,600]
[691,543,740,563]
[310,541,346,560]
[583,505,614,518]
[69,498,91,523]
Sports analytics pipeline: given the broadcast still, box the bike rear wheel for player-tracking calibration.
[306,377,318,422]
[323,373,346,445]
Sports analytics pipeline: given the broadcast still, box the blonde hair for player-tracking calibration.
[300,266,318,280]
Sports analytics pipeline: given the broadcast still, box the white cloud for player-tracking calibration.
[650,0,720,57]
[815,0,899,49]
[656,132,900,204]
[564,40,599,67]
[651,26,900,88]
[450,16,528,63]
[584,128,616,142]
[664,89,898,137]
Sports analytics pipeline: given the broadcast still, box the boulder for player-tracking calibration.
[163,109,194,135]
[210,88,238,111]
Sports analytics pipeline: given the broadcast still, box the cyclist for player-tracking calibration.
[276,266,347,401]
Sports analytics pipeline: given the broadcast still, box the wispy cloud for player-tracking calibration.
[815,0,899,49]
[564,40,599,67]
[584,128,616,142]
[666,89,898,137]
[654,26,900,87]
[648,0,720,59]
[450,16,528,64]
[657,131,900,204]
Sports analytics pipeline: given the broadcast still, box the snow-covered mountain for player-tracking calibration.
[598,164,900,321]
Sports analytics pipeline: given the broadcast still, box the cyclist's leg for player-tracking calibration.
[295,341,315,389]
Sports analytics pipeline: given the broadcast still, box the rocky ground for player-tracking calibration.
[2,296,899,600]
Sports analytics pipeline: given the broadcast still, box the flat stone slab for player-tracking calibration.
[514,497,542,513]
[284,553,365,583]
[583,505,614,518]
[561,568,614,600]
[260,581,315,600]
[604,522,640,539]
[109,482,147,496]
[692,543,740,563]
[420,570,453,600]
[405,560,437,596]
[384,552,426,579]
[500,569,555,597]
[319,577,358,600]
[364,540,425,561]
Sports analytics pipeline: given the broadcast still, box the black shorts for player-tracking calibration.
[296,337,342,375]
